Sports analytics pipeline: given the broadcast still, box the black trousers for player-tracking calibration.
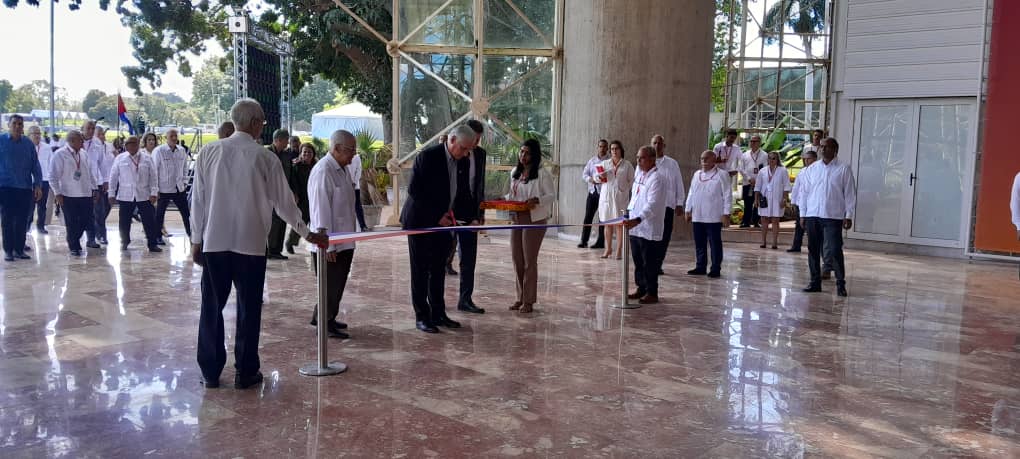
[61,196,92,252]
[455,230,478,305]
[354,189,368,230]
[580,191,605,246]
[197,251,267,381]
[630,236,663,296]
[27,181,49,230]
[805,217,846,287]
[311,249,355,323]
[286,204,310,247]
[156,191,191,238]
[91,191,111,241]
[660,207,675,260]
[790,206,805,250]
[267,213,286,255]
[741,185,760,226]
[693,222,723,274]
[118,200,159,248]
[0,187,32,255]
[408,232,452,323]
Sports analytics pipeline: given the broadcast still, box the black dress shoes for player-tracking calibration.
[328,325,350,339]
[590,243,605,249]
[577,242,588,248]
[457,302,485,314]
[267,253,288,260]
[23,245,30,251]
[285,243,295,254]
[416,321,439,334]
[802,285,822,293]
[3,254,13,262]
[15,252,30,260]
[310,318,348,329]
[86,241,101,249]
[836,286,848,297]
[687,268,706,275]
[156,238,167,246]
[234,372,264,389]
[148,246,163,253]
[435,317,461,328]
[627,291,645,300]
[202,378,220,389]
[707,271,721,278]
[70,250,82,257]
[37,227,48,234]
[445,265,458,275]
[786,248,801,253]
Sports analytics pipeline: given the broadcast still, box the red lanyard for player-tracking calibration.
[636,167,657,196]
[130,154,141,172]
[71,149,81,172]
[612,159,620,176]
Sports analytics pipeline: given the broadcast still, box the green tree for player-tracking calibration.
[0,80,13,112]
[190,57,234,124]
[291,76,342,123]
[88,95,120,123]
[762,0,826,58]
[82,89,107,114]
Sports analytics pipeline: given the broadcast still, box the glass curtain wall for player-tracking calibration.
[395,0,560,202]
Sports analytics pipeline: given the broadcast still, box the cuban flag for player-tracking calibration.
[118,94,135,135]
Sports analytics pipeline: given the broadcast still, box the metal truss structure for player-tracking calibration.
[229,15,294,131]
[722,0,834,136]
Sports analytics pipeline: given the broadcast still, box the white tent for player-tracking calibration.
[311,102,385,140]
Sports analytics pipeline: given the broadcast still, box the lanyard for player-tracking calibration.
[767,166,777,183]
[71,149,82,172]
[636,167,657,196]
[699,168,719,182]
[130,154,141,172]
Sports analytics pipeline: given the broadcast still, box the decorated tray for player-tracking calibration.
[480,200,531,212]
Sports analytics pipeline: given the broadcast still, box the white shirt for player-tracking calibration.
[685,167,733,223]
[49,146,99,198]
[654,155,686,209]
[794,157,857,220]
[34,141,53,181]
[83,138,112,184]
[582,154,607,194]
[739,149,768,186]
[152,143,190,193]
[1010,172,1020,231]
[803,143,819,155]
[713,142,742,173]
[108,152,158,202]
[347,153,363,190]
[506,167,556,222]
[626,167,667,241]
[190,132,310,256]
[309,155,357,253]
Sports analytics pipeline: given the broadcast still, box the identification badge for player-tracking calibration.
[73,170,82,180]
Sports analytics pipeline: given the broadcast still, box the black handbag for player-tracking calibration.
[759,194,769,209]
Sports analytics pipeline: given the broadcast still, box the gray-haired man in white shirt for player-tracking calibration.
[190,98,329,390]
[624,145,667,304]
[307,130,359,340]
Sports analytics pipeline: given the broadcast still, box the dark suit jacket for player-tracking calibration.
[401,143,454,229]
[461,146,486,222]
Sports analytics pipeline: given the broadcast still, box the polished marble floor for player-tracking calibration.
[2,219,1020,458]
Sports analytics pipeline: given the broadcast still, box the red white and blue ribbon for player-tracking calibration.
[326,217,626,245]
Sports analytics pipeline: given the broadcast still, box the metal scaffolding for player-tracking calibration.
[722,0,834,136]
[229,14,294,132]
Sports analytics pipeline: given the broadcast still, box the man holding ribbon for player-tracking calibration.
[624,145,667,304]
[401,124,475,334]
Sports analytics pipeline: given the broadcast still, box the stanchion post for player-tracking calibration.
[613,223,641,309]
[300,228,348,376]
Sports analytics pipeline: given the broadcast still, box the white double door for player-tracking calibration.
[850,99,975,248]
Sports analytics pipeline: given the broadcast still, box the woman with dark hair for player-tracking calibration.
[141,132,159,158]
[505,139,556,314]
[286,143,318,254]
[596,140,634,259]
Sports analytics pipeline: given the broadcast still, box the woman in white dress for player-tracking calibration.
[754,151,792,249]
[596,140,634,259]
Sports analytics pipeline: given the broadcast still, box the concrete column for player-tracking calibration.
[556,0,713,240]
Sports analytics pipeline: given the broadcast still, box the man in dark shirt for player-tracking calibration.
[266,129,296,259]
[286,143,315,254]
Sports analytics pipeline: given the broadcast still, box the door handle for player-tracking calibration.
[909,172,916,186]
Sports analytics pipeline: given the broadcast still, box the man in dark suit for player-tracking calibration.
[452,120,487,314]
[401,124,476,333]
[266,129,296,260]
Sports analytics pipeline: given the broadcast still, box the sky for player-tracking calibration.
[0,2,223,102]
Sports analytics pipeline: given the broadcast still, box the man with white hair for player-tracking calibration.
[108,136,161,252]
[306,130,359,339]
[401,124,475,334]
[80,120,106,248]
[190,98,328,389]
[49,130,100,257]
[152,128,191,245]
[27,125,54,234]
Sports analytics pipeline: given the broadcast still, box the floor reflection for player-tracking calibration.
[1,222,1019,457]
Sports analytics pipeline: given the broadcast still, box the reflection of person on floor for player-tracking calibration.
[191,99,328,389]
[506,139,556,315]
[623,145,665,304]
[307,130,358,340]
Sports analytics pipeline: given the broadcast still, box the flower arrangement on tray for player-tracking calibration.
[480,200,531,212]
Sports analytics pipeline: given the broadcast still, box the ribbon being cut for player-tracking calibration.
[327,213,625,245]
